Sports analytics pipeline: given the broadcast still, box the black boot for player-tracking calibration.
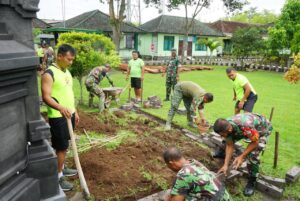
[164,96,170,101]
[244,177,257,197]
[212,147,225,159]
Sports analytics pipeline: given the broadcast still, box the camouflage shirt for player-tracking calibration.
[85,66,106,87]
[226,113,273,143]
[166,57,180,78]
[171,160,232,201]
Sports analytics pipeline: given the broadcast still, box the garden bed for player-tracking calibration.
[67,110,221,201]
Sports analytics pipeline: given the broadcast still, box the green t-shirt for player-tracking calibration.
[128,58,144,78]
[231,73,256,100]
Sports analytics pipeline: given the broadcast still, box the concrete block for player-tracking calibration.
[177,107,187,115]
[211,136,223,146]
[256,179,284,199]
[202,136,216,148]
[184,132,200,141]
[286,166,300,183]
[260,175,286,188]
[227,170,242,180]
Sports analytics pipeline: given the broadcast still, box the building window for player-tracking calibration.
[163,36,174,51]
[195,37,207,51]
[125,33,134,49]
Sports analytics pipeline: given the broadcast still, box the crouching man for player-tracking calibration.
[163,147,232,201]
[213,113,272,196]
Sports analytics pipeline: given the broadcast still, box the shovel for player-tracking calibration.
[67,118,90,199]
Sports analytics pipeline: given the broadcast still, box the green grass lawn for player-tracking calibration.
[40,65,300,199]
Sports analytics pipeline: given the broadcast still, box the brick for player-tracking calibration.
[184,132,199,141]
[211,136,223,147]
[286,166,300,183]
[260,175,286,188]
[202,136,216,148]
[227,170,242,180]
[256,179,284,199]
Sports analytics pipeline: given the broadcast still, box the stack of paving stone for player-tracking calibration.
[286,166,300,183]
[143,96,162,109]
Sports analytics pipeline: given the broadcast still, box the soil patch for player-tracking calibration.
[67,110,221,201]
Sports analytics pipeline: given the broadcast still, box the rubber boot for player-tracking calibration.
[244,177,257,197]
[165,121,171,130]
[99,96,105,112]
[88,93,93,107]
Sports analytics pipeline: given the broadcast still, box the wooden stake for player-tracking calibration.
[67,119,90,199]
[273,131,279,169]
[269,107,274,122]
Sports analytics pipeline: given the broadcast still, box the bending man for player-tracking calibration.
[213,113,272,196]
[163,147,232,201]
[165,81,213,130]
[85,64,112,111]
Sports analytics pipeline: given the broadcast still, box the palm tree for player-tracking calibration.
[197,38,223,59]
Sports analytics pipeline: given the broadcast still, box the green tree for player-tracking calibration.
[225,7,278,24]
[144,0,247,61]
[231,27,264,67]
[197,38,223,58]
[284,53,300,84]
[268,0,300,55]
[57,32,121,104]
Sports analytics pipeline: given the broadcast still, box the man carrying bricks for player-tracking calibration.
[163,147,232,201]
[165,81,213,130]
[213,113,273,196]
[162,48,180,101]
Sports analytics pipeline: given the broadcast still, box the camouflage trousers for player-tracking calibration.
[85,77,105,98]
[167,84,195,124]
[165,76,177,99]
[246,133,271,178]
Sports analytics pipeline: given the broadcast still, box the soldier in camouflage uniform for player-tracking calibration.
[213,113,273,197]
[163,147,232,201]
[85,64,113,111]
[162,48,180,101]
[165,81,214,130]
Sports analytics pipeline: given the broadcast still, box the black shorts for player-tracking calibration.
[48,114,75,151]
[235,92,258,112]
[131,77,141,89]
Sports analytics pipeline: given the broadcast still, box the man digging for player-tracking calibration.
[85,64,113,112]
[162,48,180,101]
[163,147,232,201]
[165,81,213,130]
[213,113,273,196]
[42,44,79,191]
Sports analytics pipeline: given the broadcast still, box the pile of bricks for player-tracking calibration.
[143,96,162,109]
[286,166,300,183]
[120,100,141,111]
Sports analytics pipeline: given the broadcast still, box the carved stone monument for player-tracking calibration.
[0,1,66,200]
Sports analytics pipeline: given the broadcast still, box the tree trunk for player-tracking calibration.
[108,0,125,53]
[111,24,121,52]
[78,77,83,104]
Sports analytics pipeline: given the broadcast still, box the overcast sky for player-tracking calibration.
[37,0,285,23]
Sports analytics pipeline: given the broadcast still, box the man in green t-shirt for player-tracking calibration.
[165,81,213,130]
[42,44,79,191]
[226,68,257,114]
[163,147,232,201]
[126,50,145,102]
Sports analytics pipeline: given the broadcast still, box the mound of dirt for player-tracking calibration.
[68,111,221,201]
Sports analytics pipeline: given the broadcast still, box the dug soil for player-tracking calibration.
[67,110,222,201]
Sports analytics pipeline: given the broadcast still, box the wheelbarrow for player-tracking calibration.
[102,87,123,105]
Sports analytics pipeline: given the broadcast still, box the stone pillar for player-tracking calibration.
[0,1,66,200]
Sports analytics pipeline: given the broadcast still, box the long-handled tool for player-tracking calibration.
[128,85,131,102]
[67,119,90,199]
[140,79,144,105]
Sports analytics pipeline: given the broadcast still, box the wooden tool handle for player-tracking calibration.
[67,119,90,199]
